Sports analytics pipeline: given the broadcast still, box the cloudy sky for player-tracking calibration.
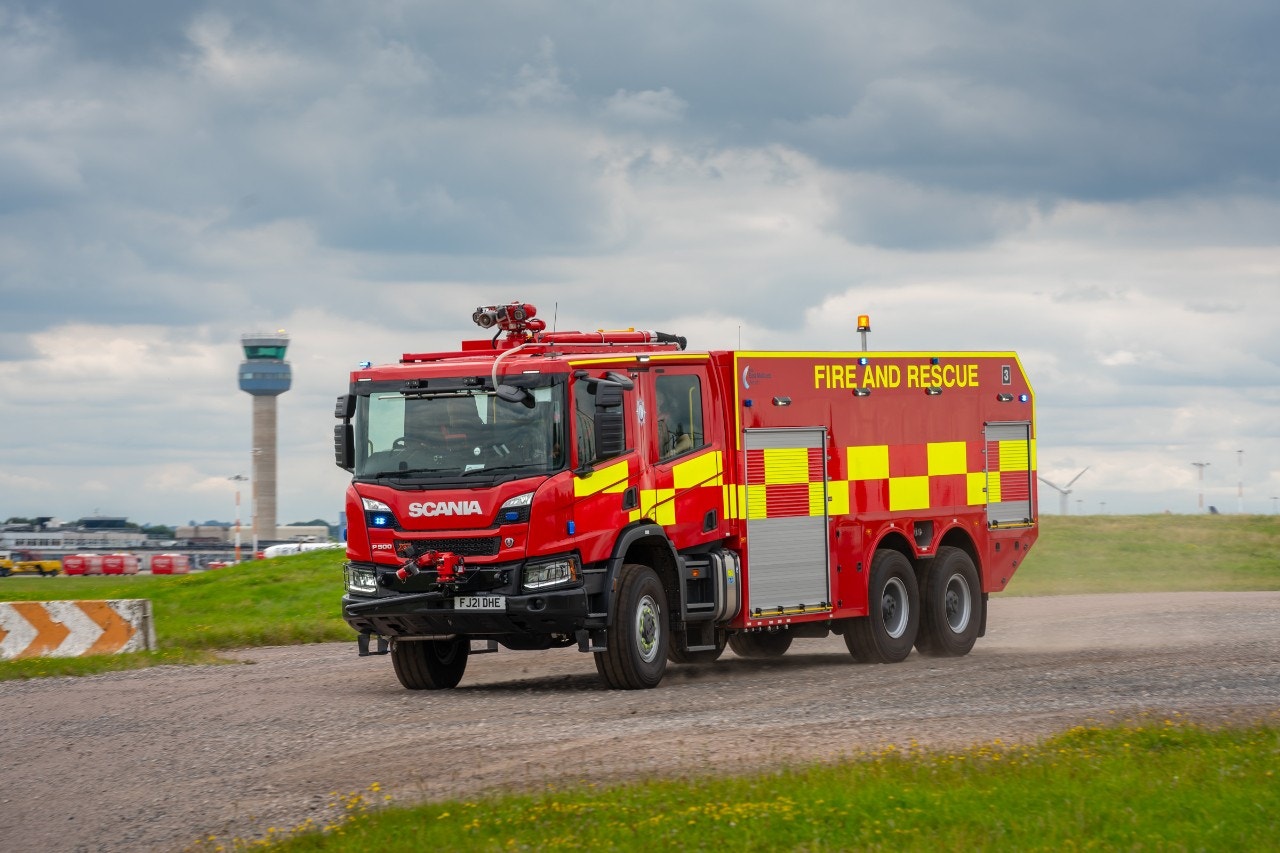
[2,0,1278,529]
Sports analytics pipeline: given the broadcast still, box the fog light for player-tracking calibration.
[346,566,378,594]
[523,557,580,590]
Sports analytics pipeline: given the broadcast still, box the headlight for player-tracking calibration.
[361,497,398,529]
[522,556,580,591]
[499,491,534,524]
[346,565,378,594]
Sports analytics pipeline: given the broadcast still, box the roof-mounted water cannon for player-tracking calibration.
[473,302,547,342]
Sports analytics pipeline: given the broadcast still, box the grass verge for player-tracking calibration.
[1009,513,1280,595]
[191,717,1278,851]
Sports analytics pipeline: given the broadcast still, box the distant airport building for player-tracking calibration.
[238,331,292,543]
[0,517,149,550]
[173,523,331,546]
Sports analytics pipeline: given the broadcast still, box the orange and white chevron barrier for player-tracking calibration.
[0,599,156,660]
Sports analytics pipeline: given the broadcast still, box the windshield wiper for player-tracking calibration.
[361,467,451,479]
[460,464,537,477]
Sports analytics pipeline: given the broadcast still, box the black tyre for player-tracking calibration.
[915,546,982,657]
[727,629,793,658]
[390,637,469,689]
[844,549,920,663]
[596,563,668,689]
[668,629,727,664]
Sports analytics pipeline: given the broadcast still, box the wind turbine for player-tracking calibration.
[1038,467,1089,515]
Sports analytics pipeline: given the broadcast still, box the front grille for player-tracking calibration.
[396,537,500,558]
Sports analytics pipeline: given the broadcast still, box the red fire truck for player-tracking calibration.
[336,303,1038,690]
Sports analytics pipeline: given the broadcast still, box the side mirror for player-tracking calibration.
[333,423,354,471]
[495,384,535,407]
[595,411,625,458]
[595,382,624,409]
[604,371,634,390]
[593,382,626,458]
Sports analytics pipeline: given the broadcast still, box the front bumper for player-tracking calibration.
[341,560,600,638]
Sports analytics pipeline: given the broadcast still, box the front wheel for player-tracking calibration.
[915,546,983,657]
[596,563,668,689]
[391,637,469,689]
[844,549,920,663]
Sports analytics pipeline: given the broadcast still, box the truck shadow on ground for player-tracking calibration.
[457,652,858,693]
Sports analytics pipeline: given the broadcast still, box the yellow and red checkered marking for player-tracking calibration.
[847,438,1034,513]
[742,447,825,519]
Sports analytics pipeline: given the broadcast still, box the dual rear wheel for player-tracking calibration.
[844,546,982,663]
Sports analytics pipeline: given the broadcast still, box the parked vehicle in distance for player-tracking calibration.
[0,550,62,577]
[62,554,104,576]
[101,553,140,575]
[149,553,190,574]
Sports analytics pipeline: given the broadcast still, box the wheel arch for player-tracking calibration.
[602,522,680,625]
[935,524,981,573]
[871,529,915,564]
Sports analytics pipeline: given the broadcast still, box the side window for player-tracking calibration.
[656,374,703,461]
[573,376,597,463]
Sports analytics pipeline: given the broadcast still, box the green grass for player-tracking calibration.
[196,716,1276,852]
[1009,514,1280,596]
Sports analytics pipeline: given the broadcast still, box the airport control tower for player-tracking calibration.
[238,332,291,544]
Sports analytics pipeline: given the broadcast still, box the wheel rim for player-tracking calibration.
[881,577,909,639]
[635,593,661,663]
[943,573,972,633]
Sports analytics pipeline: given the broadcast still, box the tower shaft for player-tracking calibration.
[252,395,279,542]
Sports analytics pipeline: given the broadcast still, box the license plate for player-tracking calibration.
[454,595,506,611]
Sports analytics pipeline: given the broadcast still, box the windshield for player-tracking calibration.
[353,380,566,482]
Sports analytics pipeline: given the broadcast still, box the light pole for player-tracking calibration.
[228,475,248,562]
[1191,462,1210,512]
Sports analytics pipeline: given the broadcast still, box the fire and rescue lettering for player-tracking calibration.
[813,363,980,390]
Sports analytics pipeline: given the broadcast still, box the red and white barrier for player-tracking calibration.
[0,599,156,660]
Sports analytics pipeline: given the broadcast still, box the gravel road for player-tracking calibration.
[2,591,1278,852]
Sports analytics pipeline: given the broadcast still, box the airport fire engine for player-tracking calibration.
[336,302,1038,690]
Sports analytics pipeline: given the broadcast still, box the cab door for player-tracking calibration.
[646,367,724,549]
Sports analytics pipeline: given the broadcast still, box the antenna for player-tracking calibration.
[1037,467,1089,514]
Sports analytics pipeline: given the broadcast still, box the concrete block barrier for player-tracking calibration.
[0,599,157,659]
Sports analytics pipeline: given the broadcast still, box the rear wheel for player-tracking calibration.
[596,563,668,689]
[727,630,793,658]
[845,549,919,663]
[915,546,982,657]
[391,637,469,689]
